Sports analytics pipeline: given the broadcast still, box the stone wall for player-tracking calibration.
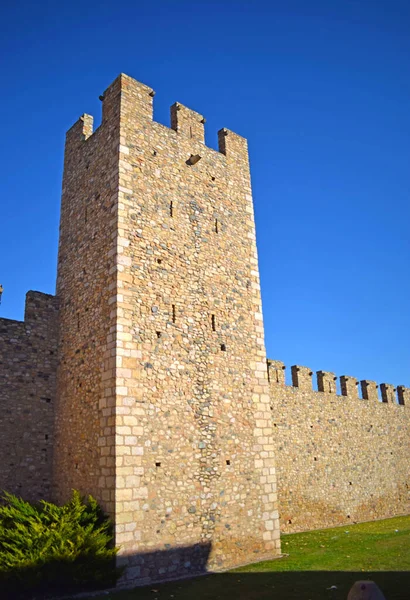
[53,74,281,583]
[0,291,58,501]
[268,360,410,533]
[112,76,280,581]
[1,73,409,586]
[53,83,120,510]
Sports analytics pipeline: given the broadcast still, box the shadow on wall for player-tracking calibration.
[117,541,212,584]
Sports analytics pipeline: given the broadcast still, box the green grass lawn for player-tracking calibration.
[91,516,410,600]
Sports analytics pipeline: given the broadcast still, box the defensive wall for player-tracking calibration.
[268,359,410,533]
[53,73,281,582]
[0,291,58,502]
[0,73,408,585]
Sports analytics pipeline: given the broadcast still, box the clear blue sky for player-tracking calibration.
[1,0,409,388]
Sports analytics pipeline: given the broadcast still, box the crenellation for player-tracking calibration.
[24,290,58,325]
[380,383,396,404]
[317,370,337,394]
[397,385,409,406]
[55,73,280,581]
[102,73,154,124]
[267,359,286,385]
[1,73,409,585]
[218,128,249,163]
[65,114,94,146]
[170,102,205,143]
[291,365,313,391]
[340,375,359,398]
[361,379,379,401]
[269,356,410,534]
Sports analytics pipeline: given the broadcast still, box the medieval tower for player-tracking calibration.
[53,74,281,579]
[1,73,408,586]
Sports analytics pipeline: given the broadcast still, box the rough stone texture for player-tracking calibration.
[53,74,280,581]
[269,360,410,533]
[1,73,409,585]
[53,87,119,512]
[0,292,58,501]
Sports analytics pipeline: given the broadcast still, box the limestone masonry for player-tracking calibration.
[0,74,409,584]
[268,361,409,533]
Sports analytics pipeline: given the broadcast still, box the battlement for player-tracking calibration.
[1,73,409,580]
[0,291,58,331]
[267,358,408,406]
[54,72,280,576]
[24,291,58,325]
[64,73,247,159]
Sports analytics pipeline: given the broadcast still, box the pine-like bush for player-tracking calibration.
[0,490,120,598]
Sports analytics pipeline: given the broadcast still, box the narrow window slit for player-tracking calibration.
[226,459,230,466]
[189,126,193,138]
[85,207,88,223]
[170,201,173,217]
[211,314,216,331]
[172,304,176,323]
[215,219,219,233]
[220,343,226,352]
[77,313,80,331]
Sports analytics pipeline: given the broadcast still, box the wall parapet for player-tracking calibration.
[267,359,286,385]
[65,73,247,163]
[291,365,313,391]
[361,380,378,401]
[267,358,408,406]
[269,357,410,535]
[0,290,58,333]
[317,371,337,394]
[397,385,410,406]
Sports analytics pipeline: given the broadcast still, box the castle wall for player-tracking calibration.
[109,76,279,579]
[112,75,280,580]
[2,72,408,587]
[0,292,58,501]
[52,74,281,582]
[268,360,410,533]
[52,82,121,512]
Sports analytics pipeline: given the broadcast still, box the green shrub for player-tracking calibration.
[0,490,121,598]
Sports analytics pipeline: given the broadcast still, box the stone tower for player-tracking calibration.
[53,74,280,582]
